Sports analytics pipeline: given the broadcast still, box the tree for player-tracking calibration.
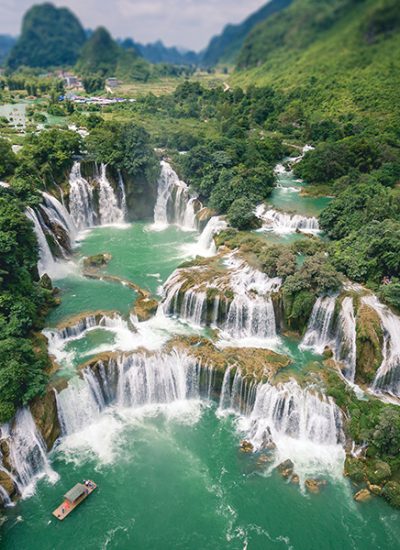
[227,197,258,230]
[372,409,400,456]
[0,138,17,179]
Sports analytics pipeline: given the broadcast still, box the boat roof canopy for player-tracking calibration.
[64,483,86,502]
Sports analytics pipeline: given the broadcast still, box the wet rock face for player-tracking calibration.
[30,389,61,451]
[354,488,372,502]
[240,440,254,453]
[277,459,294,478]
[305,479,327,494]
[0,439,12,472]
[0,470,16,498]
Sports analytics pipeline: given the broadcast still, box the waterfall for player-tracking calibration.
[41,191,77,249]
[256,205,320,234]
[44,313,132,365]
[335,297,357,382]
[117,170,128,219]
[55,351,214,436]
[0,483,12,506]
[220,373,345,478]
[42,192,76,240]
[218,366,256,414]
[68,161,95,230]
[237,380,344,450]
[6,409,57,497]
[153,161,200,229]
[180,289,207,326]
[363,295,400,398]
[45,313,126,345]
[25,207,57,277]
[161,254,281,342]
[98,164,125,225]
[195,216,227,257]
[222,256,281,341]
[301,296,336,354]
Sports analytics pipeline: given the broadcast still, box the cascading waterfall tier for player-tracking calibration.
[160,254,281,342]
[153,161,200,229]
[335,297,357,382]
[25,207,57,277]
[363,295,400,398]
[301,296,337,354]
[97,163,125,225]
[41,192,77,249]
[0,409,57,499]
[255,205,320,234]
[219,369,345,478]
[55,350,215,436]
[195,216,227,257]
[68,161,95,230]
[44,312,126,347]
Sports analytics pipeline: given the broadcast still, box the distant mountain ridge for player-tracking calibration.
[201,0,292,67]
[121,39,200,66]
[0,35,16,66]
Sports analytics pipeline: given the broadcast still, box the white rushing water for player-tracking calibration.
[196,216,227,257]
[98,163,125,225]
[153,161,199,230]
[222,255,281,343]
[219,371,345,481]
[117,169,128,219]
[335,297,357,382]
[161,254,281,345]
[363,295,400,398]
[54,350,214,461]
[68,161,95,230]
[41,191,77,249]
[3,409,58,498]
[301,296,336,354]
[25,207,57,277]
[255,205,320,235]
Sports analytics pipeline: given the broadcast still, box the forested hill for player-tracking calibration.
[232,0,400,124]
[7,3,86,70]
[201,0,292,67]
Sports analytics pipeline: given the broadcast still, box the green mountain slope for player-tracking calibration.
[201,0,292,67]
[232,0,400,126]
[7,2,86,70]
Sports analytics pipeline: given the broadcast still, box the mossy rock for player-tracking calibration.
[382,481,400,508]
[133,297,159,322]
[366,460,391,485]
[344,457,366,483]
[39,273,53,290]
[355,304,383,385]
[164,336,292,384]
[83,253,112,269]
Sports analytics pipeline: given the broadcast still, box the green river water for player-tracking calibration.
[2,169,400,550]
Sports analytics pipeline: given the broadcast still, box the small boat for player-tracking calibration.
[52,480,97,520]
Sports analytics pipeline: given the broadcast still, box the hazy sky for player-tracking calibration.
[0,0,268,50]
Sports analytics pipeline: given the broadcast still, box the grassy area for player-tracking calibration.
[116,71,228,97]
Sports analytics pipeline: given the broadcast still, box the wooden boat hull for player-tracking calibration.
[52,482,97,521]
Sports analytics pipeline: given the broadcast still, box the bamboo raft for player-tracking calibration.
[52,480,97,521]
